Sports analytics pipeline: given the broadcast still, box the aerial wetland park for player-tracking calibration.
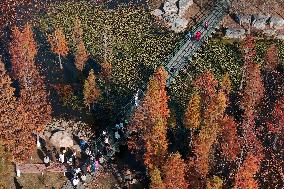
[0,0,283,188]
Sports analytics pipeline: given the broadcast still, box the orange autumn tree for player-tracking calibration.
[9,24,52,160]
[218,115,240,161]
[83,69,101,110]
[265,44,279,71]
[9,24,37,85]
[149,167,165,189]
[240,36,265,155]
[0,59,19,154]
[191,71,228,176]
[162,152,188,189]
[233,152,261,189]
[184,91,201,129]
[48,28,69,69]
[73,18,88,71]
[128,66,169,169]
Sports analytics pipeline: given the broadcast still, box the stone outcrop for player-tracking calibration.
[269,17,284,29]
[252,14,270,29]
[151,0,193,33]
[225,28,246,39]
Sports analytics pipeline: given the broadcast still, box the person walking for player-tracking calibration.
[195,31,201,41]
[44,155,50,167]
[204,21,209,29]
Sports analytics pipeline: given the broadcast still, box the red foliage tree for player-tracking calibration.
[233,152,262,189]
[193,70,218,105]
[9,24,37,86]
[0,59,19,153]
[128,67,169,169]
[8,24,52,160]
[162,153,188,189]
[191,71,228,176]
[240,36,265,154]
[48,28,69,69]
[265,44,279,71]
[218,116,240,161]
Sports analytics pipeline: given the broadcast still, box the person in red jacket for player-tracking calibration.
[195,31,201,41]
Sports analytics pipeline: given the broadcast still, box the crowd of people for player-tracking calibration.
[37,118,129,188]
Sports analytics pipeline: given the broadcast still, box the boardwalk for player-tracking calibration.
[18,163,66,173]
[118,1,230,117]
[165,1,229,85]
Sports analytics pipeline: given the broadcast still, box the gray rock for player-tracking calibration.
[236,13,252,25]
[170,17,189,32]
[276,34,284,40]
[252,14,270,29]
[270,17,284,29]
[163,0,178,14]
[225,28,246,39]
[151,9,164,19]
[178,0,194,17]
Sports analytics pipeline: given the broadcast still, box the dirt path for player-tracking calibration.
[18,163,66,173]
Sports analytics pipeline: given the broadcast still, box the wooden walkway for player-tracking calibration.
[18,163,66,173]
[165,1,229,85]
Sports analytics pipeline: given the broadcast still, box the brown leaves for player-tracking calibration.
[162,153,188,189]
[265,44,279,71]
[48,28,69,57]
[184,91,201,129]
[219,116,240,161]
[233,152,261,189]
[83,69,101,109]
[128,66,169,169]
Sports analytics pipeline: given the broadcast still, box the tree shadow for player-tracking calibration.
[14,177,23,189]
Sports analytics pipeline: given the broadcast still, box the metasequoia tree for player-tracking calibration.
[75,40,88,71]
[220,73,232,95]
[265,44,279,71]
[83,69,100,110]
[9,24,37,85]
[184,91,201,129]
[162,153,188,189]
[192,71,228,176]
[240,36,265,153]
[128,67,169,169]
[8,24,52,160]
[206,176,223,189]
[48,28,69,69]
[73,18,88,71]
[233,152,261,189]
[144,118,168,169]
[149,167,165,189]
[193,70,218,105]
[218,116,240,161]
[0,60,18,152]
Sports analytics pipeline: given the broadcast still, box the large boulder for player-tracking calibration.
[225,28,246,39]
[163,0,178,15]
[151,9,164,19]
[235,13,252,25]
[178,0,194,17]
[276,34,284,40]
[170,17,189,32]
[252,14,270,29]
[49,131,74,148]
[270,17,284,29]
